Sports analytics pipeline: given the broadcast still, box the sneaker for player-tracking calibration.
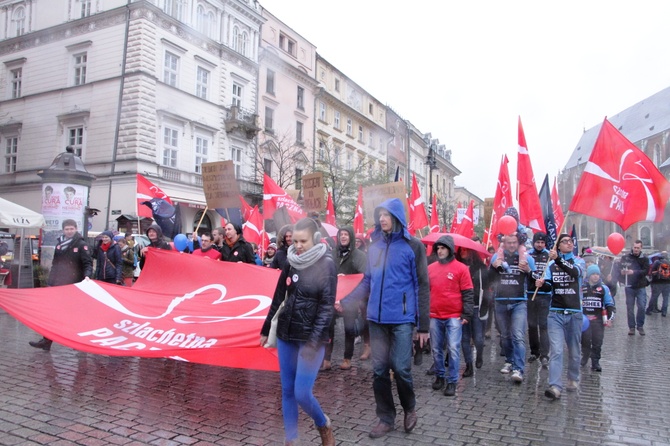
[638,327,646,336]
[580,356,589,367]
[444,382,456,397]
[544,385,561,400]
[628,328,635,336]
[591,360,602,372]
[510,370,523,383]
[432,377,445,390]
[426,363,436,376]
[566,380,579,392]
[540,357,549,368]
[645,310,653,316]
[500,362,512,374]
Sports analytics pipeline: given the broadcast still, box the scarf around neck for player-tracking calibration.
[287,242,328,270]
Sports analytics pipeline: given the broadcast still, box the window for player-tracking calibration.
[346,118,352,136]
[318,141,325,161]
[358,125,363,142]
[346,151,353,170]
[162,0,185,20]
[369,103,373,115]
[295,168,303,189]
[263,158,272,176]
[295,121,303,144]
[319,102,326,121]
[334,79,340,92]
[264,107,274,133]
[232,82,243,107]
[333,146,341,167]
[163,51,179,87]
[68,126,85,157]
[231,147,242,178]
[334,111,340,129]
[10,68,22,99]
[297,86,304,110]
[232,26,248,56]
[196,66,209,99]
[279,33,296,56]
[4,137,18,173]
[73,53,87,86]
[195,136,208,173]
[79,0,92,18]
[369,131,375,148]
[196,5,207,34]
[11,7,25,37]
[266,69,275,94]
[162,126,178,167]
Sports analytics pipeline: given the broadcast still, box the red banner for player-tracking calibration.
[0,249,363,371]
[136,174,172,219]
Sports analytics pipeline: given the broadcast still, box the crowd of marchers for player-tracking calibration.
[26,207,670,446]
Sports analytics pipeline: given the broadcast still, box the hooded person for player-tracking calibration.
[427,235,474,396]
[220,222,255,264]
[324,226,368,370]
[139,223,172,269]
[581,264,615,372]
[339,198,429,438]
[94,230,123,285]
[270,224,293,270]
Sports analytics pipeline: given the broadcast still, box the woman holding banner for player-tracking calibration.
[260,217,337,446]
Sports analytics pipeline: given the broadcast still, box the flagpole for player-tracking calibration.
[532,210,571,301]
[194,206,208,233]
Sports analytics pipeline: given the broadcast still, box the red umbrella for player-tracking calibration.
[421,232,489,258]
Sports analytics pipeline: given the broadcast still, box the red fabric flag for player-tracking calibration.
[483,228,490,247]
[263,174,305,222]
[456,200,475,238]
[449,204,461,233]
[551,177,565,233]
[489,155,514,248]
[325,192,336,226]
[429,194,439,233]
[353,186,364,235]
[242,205,268,252]
[136,174,172,218]
[569,118,670,230]
[239,196,254,222]
[517,117,546,233]
[441,224,448,233]
[0,249,363,371]
[409,173,429,233]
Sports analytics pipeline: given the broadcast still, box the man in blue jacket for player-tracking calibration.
[339,198,429,439]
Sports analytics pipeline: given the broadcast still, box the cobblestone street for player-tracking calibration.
[1,307,669,445]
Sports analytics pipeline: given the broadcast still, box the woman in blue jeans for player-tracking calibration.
[260,217,337,446]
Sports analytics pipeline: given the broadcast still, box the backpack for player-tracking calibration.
[658,260,670,280]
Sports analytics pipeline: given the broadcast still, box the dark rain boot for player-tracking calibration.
[475,349,484,368]
[462,362,474,378]
[29,337,52,351]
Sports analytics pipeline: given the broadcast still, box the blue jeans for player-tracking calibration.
[430,318,462,383]
[369,321,415,426]
[547,311,582,390]
[625,287,647,329]
[494,300,527,373]
[649,283,670,315]
[462,310,484,364]
[277,339,327,442]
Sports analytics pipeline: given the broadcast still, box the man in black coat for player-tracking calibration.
[29,219,92,351]
[220,222,255,264]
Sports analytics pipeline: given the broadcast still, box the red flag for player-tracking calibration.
[551,177,565,232]
[441,224,448,233]
[569,118,670,230]
[456,200,475,238]
[409,173,429,232]
[449,204,461,233]
[429,194,439,233]
[353,186,364,235]
[242,205,267,251]
[489,155,514,248]
[263,174,305,222]
[325,192,336,226]
[239,196,254,222]
[136,174,172,218]
[517,117,546,232]
[483,228,490,247]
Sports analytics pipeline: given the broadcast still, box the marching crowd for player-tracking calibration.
[27,205,670,445]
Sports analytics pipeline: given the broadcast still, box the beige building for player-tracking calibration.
[0,0,263,233]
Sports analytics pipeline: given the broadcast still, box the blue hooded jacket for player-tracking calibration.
[341,198,430,331]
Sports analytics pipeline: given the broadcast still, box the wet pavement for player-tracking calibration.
[1,306,669,445]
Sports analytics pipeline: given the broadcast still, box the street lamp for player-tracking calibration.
[424,137,437,203]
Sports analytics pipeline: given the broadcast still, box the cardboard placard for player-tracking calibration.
[362,182,408,226]
[301,172,325,212]
[201,161,240,209]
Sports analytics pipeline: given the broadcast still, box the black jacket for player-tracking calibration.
[332,226,367,275]
[261,253,337,348]
[48,233,93,286]
[94,242,123,284]
[270,247,288,269]
[613,251,650,288]
[139,224,172,269]
[220,236,255,264]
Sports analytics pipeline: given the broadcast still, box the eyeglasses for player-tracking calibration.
[560,239,574,245]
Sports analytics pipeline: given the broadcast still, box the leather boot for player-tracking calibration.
[462,362,474,378]
[29,337,52,351]
[475,350,483,368]
[316,416,335,446]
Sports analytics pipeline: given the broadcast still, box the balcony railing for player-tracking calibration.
[225,106,260,139]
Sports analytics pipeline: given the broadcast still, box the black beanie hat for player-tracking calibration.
[557,233,571,245]
[533,232,547,243]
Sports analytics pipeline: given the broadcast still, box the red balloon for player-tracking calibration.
[607,232,625,255]
[497,215,518,235]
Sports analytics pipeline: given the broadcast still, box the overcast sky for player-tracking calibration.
[260,0,670,201]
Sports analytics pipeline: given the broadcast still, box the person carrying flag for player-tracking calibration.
[526,232,551,367]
